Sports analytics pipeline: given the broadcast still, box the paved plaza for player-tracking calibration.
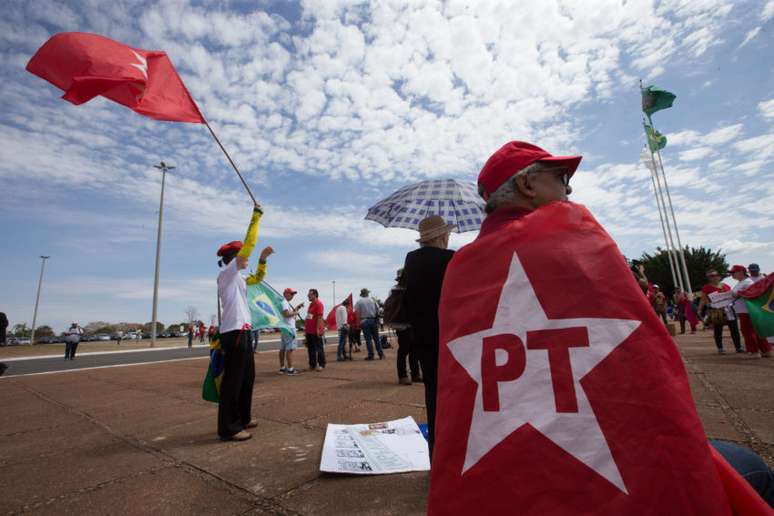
[1,331,772,515]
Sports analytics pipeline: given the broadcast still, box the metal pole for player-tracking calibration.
[642,120,684,293]
[30,255,49,345]
[332,280,336,307]
[641,149,679,289]
[151,162,175,347]
[204,121,257,204]
[650,123,693,293]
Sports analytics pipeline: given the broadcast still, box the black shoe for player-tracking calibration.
[411,376,423,383]
[365,356,374,361]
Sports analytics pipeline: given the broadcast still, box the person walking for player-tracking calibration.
[674,288,697,334]
[199,322,206,344]
[730,265,772,358]
[187,324,194,348]
[698,269,742,354]
[305,289,326,371]
[64,322,83,360]
[335,298,350,361]
[392,269,421,385]
[279,288,303,375]
[403,215,456,457]
[215,202,274,442]
[355,288,384,360]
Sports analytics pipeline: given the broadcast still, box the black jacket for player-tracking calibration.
[402,246,455,349]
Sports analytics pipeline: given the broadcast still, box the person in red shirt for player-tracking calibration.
[347,310,361,354]
[698,269,742,354]
[305,289,326,371]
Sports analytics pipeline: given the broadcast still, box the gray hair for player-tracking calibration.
[483,162,547,214]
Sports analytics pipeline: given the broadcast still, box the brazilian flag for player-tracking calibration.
[247,281,295,338]
[645,124,667,152]
[202,332,223,403]
[740,276,774,337]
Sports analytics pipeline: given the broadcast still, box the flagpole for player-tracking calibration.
[203,121,257,205]
[642,147,679,289]
[648,115,693,294]
[649,141,685,293]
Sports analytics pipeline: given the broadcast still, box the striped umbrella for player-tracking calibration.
[365,179,484,233]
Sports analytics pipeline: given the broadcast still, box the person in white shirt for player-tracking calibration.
[354,288,384,360]
[279,288,303,375]
[64,322,83,360]
[748,263,765,283]
[215,202,274,441]
[731,264,772,358]
[335,298,350,361]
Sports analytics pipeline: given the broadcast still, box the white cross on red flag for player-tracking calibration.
[26,32,204,124]
[429,202,769,515]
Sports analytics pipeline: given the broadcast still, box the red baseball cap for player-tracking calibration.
[283,288,297,296]
[477,141,582,200]
[217,240,242,257]
[730,265,747,274]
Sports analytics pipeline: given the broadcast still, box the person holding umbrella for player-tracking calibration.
[215,202,274,442]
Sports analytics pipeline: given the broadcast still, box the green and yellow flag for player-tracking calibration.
[739,276,774,337]
[645,124,667,152]
[247,281,295,338]
[642,85,676,116]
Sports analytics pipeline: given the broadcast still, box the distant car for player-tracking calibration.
[94,334,111,341]
[17,338,31,345]
[37,336,57,344]
[5,336,19,346]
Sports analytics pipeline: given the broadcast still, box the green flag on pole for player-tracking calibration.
[645,124,667,152]
[247,281,295,338]
[642,85,676,116]
[740,276,774,337]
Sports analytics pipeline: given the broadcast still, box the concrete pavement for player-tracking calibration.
[0,330,772,515]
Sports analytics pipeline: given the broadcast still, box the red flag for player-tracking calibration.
[26,32,204,123]
[326,294,353,331]
[429,202,745,515]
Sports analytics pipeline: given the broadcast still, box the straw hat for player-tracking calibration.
[416,215,456,243]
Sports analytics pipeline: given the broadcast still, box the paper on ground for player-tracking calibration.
[320,416,430,474]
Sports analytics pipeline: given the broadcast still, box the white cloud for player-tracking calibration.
[758,99,774,119]
[763,1,774,22]
[738,27,761,48]
[679,147,713,161]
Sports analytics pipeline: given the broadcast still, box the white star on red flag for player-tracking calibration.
[447,253,641,493]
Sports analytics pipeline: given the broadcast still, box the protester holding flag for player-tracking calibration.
[278,288,303,376]
[348,310,362,353]
[427,140,771,515]
[699,270,743,354]
[215,203,274,441]
[730,265,772,357]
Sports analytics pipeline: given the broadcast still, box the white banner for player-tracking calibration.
[708,291,734,309]
[320,416,430,475]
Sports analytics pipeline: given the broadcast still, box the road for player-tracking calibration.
[0,336,284,378]
[0,332,388,378]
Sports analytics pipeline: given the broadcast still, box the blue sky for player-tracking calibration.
[1,0,772,333]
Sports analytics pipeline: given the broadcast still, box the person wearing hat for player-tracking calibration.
[215,202,274,441]
[354,287,384,360]
[651,284,667,325]
[279,288,304,375]
[699,269,743,354]
[402,214,456,457]
[730,265,772,358]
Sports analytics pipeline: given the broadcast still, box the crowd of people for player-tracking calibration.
[637,263,771,357]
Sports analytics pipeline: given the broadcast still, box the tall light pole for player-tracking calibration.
[150,161,175,348]
[332,280,336,307]
[30,255,50,345]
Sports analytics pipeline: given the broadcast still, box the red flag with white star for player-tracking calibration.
[429,202,769,515]
[26,32,204,123]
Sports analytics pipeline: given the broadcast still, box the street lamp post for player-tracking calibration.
[30,255,50,345]
[150,162,175,348]
[332,280,336,307]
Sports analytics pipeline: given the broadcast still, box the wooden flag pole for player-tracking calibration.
[204,121,257,205]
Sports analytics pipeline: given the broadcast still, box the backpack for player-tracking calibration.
[383,285,410,330]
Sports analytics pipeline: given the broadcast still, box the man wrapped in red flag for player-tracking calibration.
[26,32,204,123]
[428,141,771,515]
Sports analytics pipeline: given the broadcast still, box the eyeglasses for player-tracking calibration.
[523,167,571,187]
